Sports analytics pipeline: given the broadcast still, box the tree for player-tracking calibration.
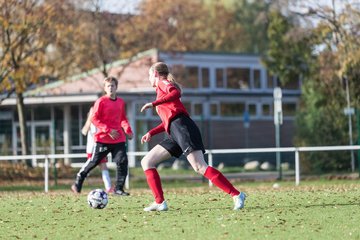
[0,0,77,161]
[128,0,245,52]
[263,11,314,85]
[282,1,360,172]
[225,0,273,53]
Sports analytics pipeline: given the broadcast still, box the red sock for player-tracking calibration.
[144,168,164,204]
[204,166,240,197]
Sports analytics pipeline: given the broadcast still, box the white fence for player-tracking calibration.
[0,145,359,193]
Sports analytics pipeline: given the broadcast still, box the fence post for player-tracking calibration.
[208,150,213,187]
[357,108,360,177]
[125,166,130,190]
[44,156,49,193]
[295,149,300,186]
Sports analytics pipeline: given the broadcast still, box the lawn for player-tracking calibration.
[0,180,359,240]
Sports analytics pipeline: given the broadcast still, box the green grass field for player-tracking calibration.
[1,180,360,240]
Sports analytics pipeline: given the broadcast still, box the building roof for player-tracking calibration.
[26,48,159,97]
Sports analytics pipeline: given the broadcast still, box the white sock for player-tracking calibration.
[102,169,112,191]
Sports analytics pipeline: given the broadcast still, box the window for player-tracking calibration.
[201,68,210,88]
[262,104,271,116]
[253,69,261,89]
[186,66,198,88]
[248,104,257,116]
[216,68,225,88]
[171,65,199,88]
[227,68,250,89]
[210,103,219,116]
[181,102,203,116]
[220,103,245,116]
[172,64,186,86]
[193,103,203,116]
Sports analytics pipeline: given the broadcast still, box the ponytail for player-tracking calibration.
[167,73,182,93]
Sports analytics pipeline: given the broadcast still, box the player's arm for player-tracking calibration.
[120,101,133,140]
[92,100,110,134]
[152,85,180,107]
[140,83,180,112]
[141,123,165,144]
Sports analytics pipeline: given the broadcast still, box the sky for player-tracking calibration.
[99,0,141,14]
[99,0,359,15]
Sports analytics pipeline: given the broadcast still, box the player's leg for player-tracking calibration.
[99,158,112,193]
[72,143,109,193]
[187,150,239,196]
[187,151,246,210]
[141,143,175,211]
[111,142,130,196]
[171,115,246,210]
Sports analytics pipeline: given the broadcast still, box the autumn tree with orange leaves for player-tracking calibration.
[0,0,77,160]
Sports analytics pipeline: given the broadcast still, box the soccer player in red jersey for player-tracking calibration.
[140,62,246,211]
[81,107,113,193]
[71,76,133,196]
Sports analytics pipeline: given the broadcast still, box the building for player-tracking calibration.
[0,49,301,166]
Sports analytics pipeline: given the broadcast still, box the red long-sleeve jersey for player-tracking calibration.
[149,79,188,135]
[92,95,133,143]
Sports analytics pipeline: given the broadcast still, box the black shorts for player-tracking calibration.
[159,114,205,158]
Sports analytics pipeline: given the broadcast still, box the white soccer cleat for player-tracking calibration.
[143,201,168,212]
[233,192,246,210]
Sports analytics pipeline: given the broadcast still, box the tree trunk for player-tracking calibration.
[16,92,32,167]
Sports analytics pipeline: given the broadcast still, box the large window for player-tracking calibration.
[227,68,250,89]
[220,103,245,116]
[216,67,260,90]
[172,65,198,88]
[171,65,210,89]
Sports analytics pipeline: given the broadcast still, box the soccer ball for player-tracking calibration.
[87,189,108,209]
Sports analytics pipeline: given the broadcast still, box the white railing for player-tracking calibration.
[0,145,359,192]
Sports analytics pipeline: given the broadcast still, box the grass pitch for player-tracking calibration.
[1,180,360,240]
